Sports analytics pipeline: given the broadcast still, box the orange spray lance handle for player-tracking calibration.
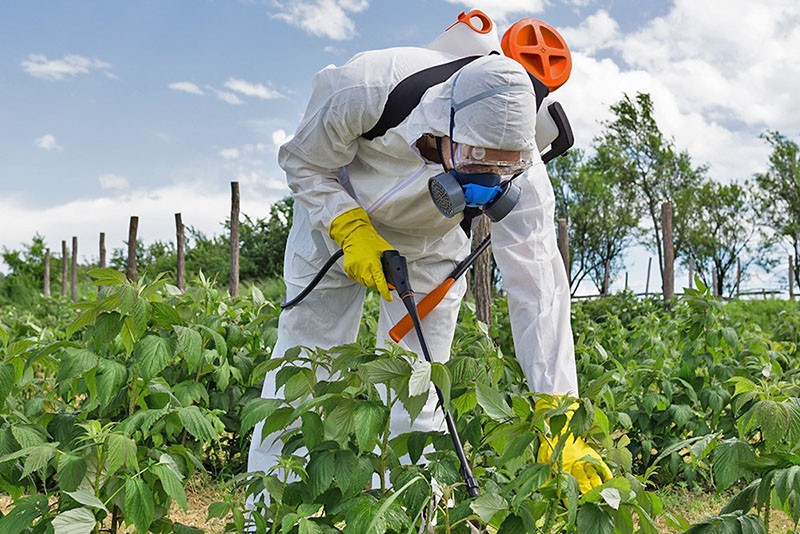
[389,234,492,343]
[390,278,455,342]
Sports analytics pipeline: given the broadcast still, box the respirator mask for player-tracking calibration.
[428,74,535,222]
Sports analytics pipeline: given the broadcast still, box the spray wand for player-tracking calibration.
[381,250,480,498]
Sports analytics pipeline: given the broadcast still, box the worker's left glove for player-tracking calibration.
[536,398,613,494]
[330,207,394,301]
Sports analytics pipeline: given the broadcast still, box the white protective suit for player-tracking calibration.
[247,49,578,481]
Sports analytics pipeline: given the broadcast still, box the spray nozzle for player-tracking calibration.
[381,250,414,300]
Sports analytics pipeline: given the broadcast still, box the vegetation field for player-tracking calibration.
[1,268,799,533]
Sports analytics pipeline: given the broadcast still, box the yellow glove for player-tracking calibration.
[536,398,613,494]
[330,207,394,301]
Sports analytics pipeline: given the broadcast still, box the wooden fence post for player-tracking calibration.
[557,218,569,279]
[61,240,68,298]
[688,258,695,289]
[624,272,629,292]
[71,236,78,302]
[44,248,51,297]
[127,216,139,282]
[712,270,718,298]
[736,259,741,298]
[661,202,674,300]
[99,232,106,268]
[645,257,652,295]
[176,213,186,292]
[229,182,240,297]
[790,256,795,300]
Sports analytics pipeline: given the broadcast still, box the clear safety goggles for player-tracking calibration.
[452,143,533,176]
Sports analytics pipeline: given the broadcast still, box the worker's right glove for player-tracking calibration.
[329,207,394,301]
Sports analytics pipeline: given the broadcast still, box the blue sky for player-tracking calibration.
[2,0,798,292]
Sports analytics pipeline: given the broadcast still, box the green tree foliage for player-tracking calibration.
[549,149,640,295]
[682,181,758,297]
[754,131,800,289]
[0,235,61,305]
[595,92,705,287]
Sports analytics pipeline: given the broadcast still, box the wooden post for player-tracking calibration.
[61,240,68,298]
[645,257,652,295]
[127,216,139,282]
[473,216,492,325]
[44,248,51,297]
[71,236,78,302]
[557,218,569,279]
[176,213,185,292]
[712,270,718,298]
[790,256,795,300]
[229,182,240,297]
[736,259,741,298]
[624,272,628,292]
[99,232,106,268]
[688,258,695,289]
[661,202,674,300]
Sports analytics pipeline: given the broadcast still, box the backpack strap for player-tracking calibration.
[361,54,550,141]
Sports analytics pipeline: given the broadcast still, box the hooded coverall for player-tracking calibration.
[247,49,578,480]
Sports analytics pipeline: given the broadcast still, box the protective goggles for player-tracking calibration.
[452,143,533,176]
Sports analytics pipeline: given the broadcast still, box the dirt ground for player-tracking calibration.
[1,481,796,532]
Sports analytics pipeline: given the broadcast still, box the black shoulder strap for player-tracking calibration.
[362,54,549,141]
[362,56,480,141]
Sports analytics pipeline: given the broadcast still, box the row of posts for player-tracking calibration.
[41,192,797,303]
[43,182,242,301]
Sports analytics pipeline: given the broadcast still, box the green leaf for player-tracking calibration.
[89,267,128,286]
[52,507,97,534]
[362,358,412,383]
[21,443,58,478]
[134,335,176,381]
[152,463,188,510]
[498,514,527,534]
[0,363,15,408]
[0,494,49,534]
[408,361,431,398]
[668,404,694,428]
[577,503,614,534]
[685,511,765,534]
[174,326,203,372]
[713,438,757,490]
[353,401,388,453]
[173,524,205,534]
[475,382,514,421]
[125,477,155,534]
[430,362,451,407]
[177,406,221,441]
[106,433,138,476]
[307,450,335,498]
[66,489,108,513]
[96,359,127,409]
[471,492,508,522]
[241,398,284,435]
[57,453,88,492]
[57,348,100,382]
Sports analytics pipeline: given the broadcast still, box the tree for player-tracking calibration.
[681,180,757,297]
[0,235,54,304]
[754,131,800,289]
[549,148,640,295]
[595,93,705,289]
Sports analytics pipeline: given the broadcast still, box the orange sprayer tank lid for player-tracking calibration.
[446,10,494,34]
[501,18,572,91]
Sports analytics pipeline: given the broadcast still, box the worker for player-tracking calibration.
[247,48,611,498]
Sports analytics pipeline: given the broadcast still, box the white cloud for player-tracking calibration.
[224,78,283,100]
[34,134,63,151]
[272,129,293,147]
[169,82,204,95]
[560,9,619,54]
[219,148,241,160]
[213,89,244,105]
[99,174,130,190]
[443,0,545,24]
[272,0,369,41]
[21,54,112,81]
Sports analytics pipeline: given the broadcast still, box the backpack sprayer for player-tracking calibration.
[280,11,575,499]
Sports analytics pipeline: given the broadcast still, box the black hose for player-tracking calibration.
[279,249,344,309]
